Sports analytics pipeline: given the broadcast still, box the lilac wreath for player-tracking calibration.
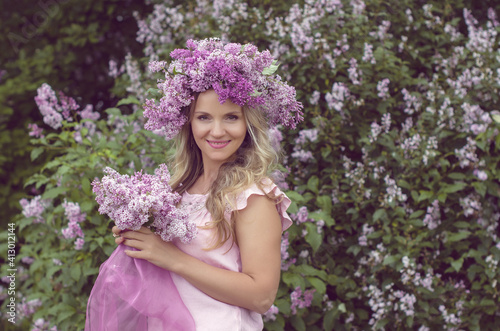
[143,38,303,140]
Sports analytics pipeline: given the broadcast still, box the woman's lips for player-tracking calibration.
[207,140,231,149]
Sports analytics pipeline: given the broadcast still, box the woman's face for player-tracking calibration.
[191,89,247,168]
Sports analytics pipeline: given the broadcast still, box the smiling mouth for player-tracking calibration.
[207,140,231,149]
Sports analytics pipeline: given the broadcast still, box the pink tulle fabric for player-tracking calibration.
[85,244,195,331]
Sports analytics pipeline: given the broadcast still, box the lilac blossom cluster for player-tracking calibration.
[32,319,59,331]
[290,286,315,314]
[369,113,391,143]
[92,164,196,243]
[382,175,407,206]
[423,200,441,230]
[400,256,436,292]
[325,82,350,118]
[291,128,319,162]
[34,84,100,141]
[61,200,86,250]
[143,38,303,140]
[262,304,279,322]
[280,232,296,271]
[376,78,390,99]
[19,196,51,224]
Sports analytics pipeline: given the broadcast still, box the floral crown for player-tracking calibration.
[143,38,303,140]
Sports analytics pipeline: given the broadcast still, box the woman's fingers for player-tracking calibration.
[111,225,121,235]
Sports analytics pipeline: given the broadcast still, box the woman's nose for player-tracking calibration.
[210,121,225,137]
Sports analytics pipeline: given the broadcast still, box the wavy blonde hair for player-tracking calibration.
[169,92,281,249]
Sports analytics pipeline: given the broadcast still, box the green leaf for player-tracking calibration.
[42,186,68,199]
[448,172,466,180]
[307,176,319,193]
[70,264,81,281]
[307,277,326,295]
[453,221,470,229]
[451,258,464,272]
[373,209,387,222]
[383,255,400,266]
[81,177,91,195]
[31,147,44,161]
[447,231,471,242]
[305,223,323,253]
[262,60,280,75]
[316,195,332,214]
[117,96,141,106]
[442,182,467,193]
[286,190,305,203]
[418,190,433,201]
[282,272,306,289]
[290,315,306,331]
[491,111,500,123]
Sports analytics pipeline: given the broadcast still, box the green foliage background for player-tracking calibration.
[1,0,500,330]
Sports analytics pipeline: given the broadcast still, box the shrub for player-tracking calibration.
[1,0,500,330]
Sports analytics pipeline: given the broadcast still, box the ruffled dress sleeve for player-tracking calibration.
[231,178,293,232]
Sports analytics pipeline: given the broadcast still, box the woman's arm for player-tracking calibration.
[114,194,283,314]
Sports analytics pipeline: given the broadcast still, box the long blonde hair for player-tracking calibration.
[169,92,281,249]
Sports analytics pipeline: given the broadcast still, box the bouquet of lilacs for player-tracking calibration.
[91,163,196,243]
[86,164,196,331]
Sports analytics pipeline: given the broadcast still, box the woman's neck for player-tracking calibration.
[189,165,220,194]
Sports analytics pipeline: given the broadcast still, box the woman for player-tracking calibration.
[112,39,303,330]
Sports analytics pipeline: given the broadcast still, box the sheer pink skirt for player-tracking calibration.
[85,244,195,331]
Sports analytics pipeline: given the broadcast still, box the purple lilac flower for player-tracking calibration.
[351,0,366,16]
[294,206,310,224]
[362,43,375,64]
[61,200,86,243]
[473,169,488,181]
[370,20,392,40]
[271,169,289,191]
[34,84,79,129]
[74,238,85,250]
[309,90,320,105]
[19,196,51,223]
[401,88,422,115]
[108,59,125,78]
[348,58,361,85]
[32,318,59,331]
[21,257,35,265]
[459,193,481,217]
[488,8,499,27]
[290,286,315,314]
[295,128,319,145]
[280,232,296,271]
[291,149,314,162]
[377,78,390,99]
[144,39,303,140]
[268,127,283,152]
[74,104,101,143]
[92,164,195,243]
[325,82,350,115]
[17,298,42,321]
[263,304,279,321]
[455,137,478,168]
[423,200,441,230]
[28,124,44,138]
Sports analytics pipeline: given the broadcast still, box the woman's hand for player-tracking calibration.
[111,226,185,271]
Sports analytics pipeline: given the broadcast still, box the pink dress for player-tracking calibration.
[171,178,292,331]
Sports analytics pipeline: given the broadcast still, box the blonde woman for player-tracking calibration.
[112,39,303,330]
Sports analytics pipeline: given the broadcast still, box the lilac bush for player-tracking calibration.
[2,0,500,330]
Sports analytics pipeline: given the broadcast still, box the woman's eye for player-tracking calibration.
[227,115,239,120]
[197,115,209,120]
